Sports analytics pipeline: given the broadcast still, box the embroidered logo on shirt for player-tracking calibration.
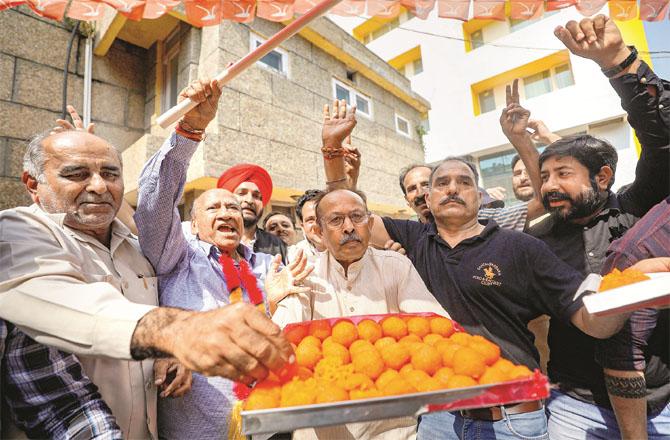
[473,262,502,286]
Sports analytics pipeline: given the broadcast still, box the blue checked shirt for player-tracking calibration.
[0,320,122,439]
[134,133,274,439]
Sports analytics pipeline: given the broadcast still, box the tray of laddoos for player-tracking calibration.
[238,313,549,435]
[583,269,670,316]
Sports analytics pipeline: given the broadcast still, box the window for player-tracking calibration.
[250,34,288,75]
[332,79,373,119]
[395,114,411,137]
[523,70,552,99]
[412,58,423,75]
[478,89,496,114]
[554,63,574,89]
[161,29,181,112]
[470,30,484,50]
[362,11,409,44]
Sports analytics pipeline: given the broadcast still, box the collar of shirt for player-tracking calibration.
[426,218,500,249]
[325,247,370,281]
[195,239,257,267]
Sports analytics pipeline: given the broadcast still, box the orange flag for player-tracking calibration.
[402,0,437,19]
[609,0,638,20]
[185,0,223,25]
[639,0,669,20]
[473,0,505,20]
[26,0,67,18]
[437,0,470,20]
[142,0,179,18]
[546,0,576,10]
[367,0,402,17]
[330,0,366,16]
[510,0,543,19]
[575,0,607,15]
[257,0,294,21]
[67,0,106,20]
[221,0,256,22]
[103,0,145,19]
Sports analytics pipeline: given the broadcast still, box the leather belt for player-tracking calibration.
[459,400,543,422]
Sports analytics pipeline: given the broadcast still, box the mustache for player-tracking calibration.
[240,203,258,215]
[542,191,572,204]
[340,232,362,245]
[413,194,427,207]
[77,194,114,205]
[438,195,465,206]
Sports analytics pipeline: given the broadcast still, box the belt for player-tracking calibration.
[459,400,543,422]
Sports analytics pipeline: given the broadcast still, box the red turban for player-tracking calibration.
[216,163,273,206]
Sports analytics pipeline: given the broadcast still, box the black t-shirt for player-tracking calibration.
[254,228,288,264]
[382,218,585,371]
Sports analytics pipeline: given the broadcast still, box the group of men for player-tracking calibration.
[0,14,668,440]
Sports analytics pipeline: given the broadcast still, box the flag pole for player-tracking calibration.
[157,0,345,128]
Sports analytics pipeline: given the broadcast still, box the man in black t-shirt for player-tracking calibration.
[369,157,641,439]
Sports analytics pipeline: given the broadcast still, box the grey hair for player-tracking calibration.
[23,131,54,183]
[22,129,123,183]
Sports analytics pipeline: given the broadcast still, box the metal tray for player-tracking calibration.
[583,273,670,316]
[241,373,549,435]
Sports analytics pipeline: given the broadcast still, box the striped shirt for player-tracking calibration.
[479,202,529,231]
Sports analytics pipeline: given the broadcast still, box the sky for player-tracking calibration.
[645,20,670,80]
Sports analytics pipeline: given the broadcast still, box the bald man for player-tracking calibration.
[134,79,311,439]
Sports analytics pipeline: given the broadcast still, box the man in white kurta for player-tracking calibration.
[273,189,449,440]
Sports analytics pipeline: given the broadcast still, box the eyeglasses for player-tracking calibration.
[322,211,370,229]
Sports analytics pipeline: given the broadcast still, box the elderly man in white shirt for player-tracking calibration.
[273,189,449,440]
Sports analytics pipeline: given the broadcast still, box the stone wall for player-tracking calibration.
[123,17,426,212]
[0,8,148,211]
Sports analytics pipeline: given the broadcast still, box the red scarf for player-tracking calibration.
[218,254,266,314]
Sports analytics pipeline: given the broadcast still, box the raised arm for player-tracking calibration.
[499,80,545,221]
[135,79,221,274]
[321,99,358,191]
[554,15,670,215]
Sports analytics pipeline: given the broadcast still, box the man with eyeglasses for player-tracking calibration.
[272,188,448,440]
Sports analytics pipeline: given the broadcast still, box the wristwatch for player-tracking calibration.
[601,46,638,78]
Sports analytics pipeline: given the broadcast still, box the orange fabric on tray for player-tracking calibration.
[598,268,650,292]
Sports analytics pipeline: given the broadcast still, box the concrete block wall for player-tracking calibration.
[0,8,148,211]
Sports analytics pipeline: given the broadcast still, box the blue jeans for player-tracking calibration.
[417,406,549,440]
[546,388,670,439]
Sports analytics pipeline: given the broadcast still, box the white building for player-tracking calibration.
[331,9,653,206]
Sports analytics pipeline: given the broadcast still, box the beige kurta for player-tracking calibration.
[0,205,159,439]
[288,238,322,265]
[273,247,450,440]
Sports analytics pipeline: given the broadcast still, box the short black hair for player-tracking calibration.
[539,134,617,189]
[511,154,522,170]
[429,157,479,186]
[263,211,295,229]
[295,189,325,221]
[398,163,431,195]
[314,189,368,223]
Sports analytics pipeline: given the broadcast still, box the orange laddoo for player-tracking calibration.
[382,376,417,396]
[423,333,444,346]
[295,343,322,369]
[353,350,385,380]
[349,339,375,357]
[452,347,487,379]
[446,374,478,389]
[430,317,455,337]
[322,336,335,348]
[357,319,383,343]
[441,343,463,368]
[280,379,317,407]
[338,372,375,391]
[285,326,308,346]
[375,369,400,389]
[332,320,358,348]
[381,316,408,339]
[374,336,396,351]
[434,339,453,357]
[411,345,442,375]
[316,385,349,403]
[403,369,431,388]
[507,365,533,380]
[299,335,322,349]
[599,268,649,292]
[448,332,472,346]
[399,364,414,375]
[245,390,280,410]
[491,358,515,375]
[416,377,444,392]
[323,341,351,364]
[478,367,508,385]
[433,367,455,385]
[379,342,411,370]
[350,388,383,400]
[469,340,501,366]
[407,317,431,338]
[308,320,332,341]
[399,334,422,344]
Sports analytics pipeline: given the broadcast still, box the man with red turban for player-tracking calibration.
[217,164,288,263]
